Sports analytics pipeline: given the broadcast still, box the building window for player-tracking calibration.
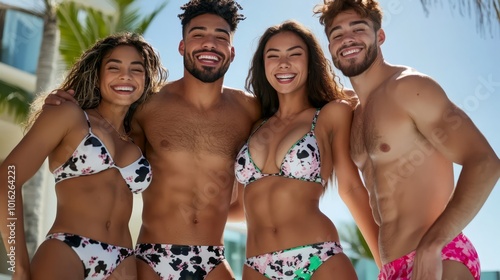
[0,8,43,74]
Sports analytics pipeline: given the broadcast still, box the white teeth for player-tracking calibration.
[198,55,219,61]
[276,74,296,79]
[342,48,360,56]
[113,86,134,91]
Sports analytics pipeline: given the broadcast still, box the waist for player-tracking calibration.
[378,219,435,263]
[246,219,339,257]
[137,213,227,245]
[48,221,133,248]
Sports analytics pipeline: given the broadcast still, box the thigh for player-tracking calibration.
[205,259,235,280]
[108,255,137,280]
[242,264,268,280]
[311,252,358,280]
[31,238,84,280]
[136,258,160,280]
[442,260,474,280]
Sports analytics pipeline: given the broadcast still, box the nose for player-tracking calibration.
[119,69,132,80]
[341,34,355,46]
[278,57,290,69]
[202,35,216,50]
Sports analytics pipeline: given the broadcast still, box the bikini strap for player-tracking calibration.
[82,110,92,132]
[311,108,321,131]
[249,118,269,137]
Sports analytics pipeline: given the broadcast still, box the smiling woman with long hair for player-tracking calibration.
[0,32,167,280]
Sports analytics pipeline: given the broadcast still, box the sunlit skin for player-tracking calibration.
[182,13,234,83]
[131,13,259,280]
[327,9,500,280]
[242,31,360,280]
[0,45,147,280]
[263,31,308,97]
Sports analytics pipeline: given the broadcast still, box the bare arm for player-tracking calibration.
[326,101,381,268]
[0,102,79,278]
[403,75,500,251]
[227,181,245,222]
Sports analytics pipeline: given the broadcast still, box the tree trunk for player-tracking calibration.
[22,2,59,258]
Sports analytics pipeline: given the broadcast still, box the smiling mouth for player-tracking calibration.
[197,54,220,63]
[341,48,361,57]
[275,74,296,82]
[112,86,135,92]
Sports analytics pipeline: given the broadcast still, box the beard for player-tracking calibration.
[333,42,377,77]
[184,50,230,83]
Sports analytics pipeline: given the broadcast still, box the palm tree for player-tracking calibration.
[57,0,168,68]
[5,0,168,258]
[419,0,500,35]
[338,221,374,268]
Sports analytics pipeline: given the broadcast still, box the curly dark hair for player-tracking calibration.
[314,0,383,34]
[178,0,245,35]
[27,32,168,132]
[245,20,348,119]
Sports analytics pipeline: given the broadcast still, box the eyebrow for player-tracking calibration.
[105,59,144,67]
[188,26,230,37]
[328,20,370,37]
[265,45,304,53]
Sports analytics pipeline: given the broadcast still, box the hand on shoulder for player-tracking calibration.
[43,89,77,106]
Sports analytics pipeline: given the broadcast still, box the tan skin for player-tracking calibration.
[43,14,258,280]
[0,45,147,280]
[242,31,377,280]
[327,9,500,280]
[130,13,258,280]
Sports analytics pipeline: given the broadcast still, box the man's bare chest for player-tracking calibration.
[142,108,251,157]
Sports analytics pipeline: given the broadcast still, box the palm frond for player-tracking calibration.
[419,0,500,36]
[56,0,169,69]
[0,82,33,123]
[338,221,374,262]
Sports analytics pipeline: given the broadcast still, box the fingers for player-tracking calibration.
[43,89,78,106]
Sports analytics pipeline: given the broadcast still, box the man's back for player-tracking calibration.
[133,79,257,245]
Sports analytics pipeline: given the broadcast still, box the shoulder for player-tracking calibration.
[223,86,256,101]
[27,101,86,141]
[37,101,84,123]
[223,86,260,121]
[318,99,354,127]
[390,66,449,107]
[391,66,442,95]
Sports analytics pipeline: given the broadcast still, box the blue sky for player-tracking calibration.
[4,0,499,271]
[138,0,500,270]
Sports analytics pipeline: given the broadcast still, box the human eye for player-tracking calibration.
[217,35,229,41]
[132,67,144,73]
[330,32,342,40]
[107,64,119,70]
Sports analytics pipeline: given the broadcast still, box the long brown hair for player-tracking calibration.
[245,20,347,118]
[26,32,168,131]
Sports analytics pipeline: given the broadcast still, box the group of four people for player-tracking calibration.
[1,0,499,279]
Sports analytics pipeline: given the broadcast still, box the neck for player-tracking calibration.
[275,95,312,119]
[349,56,391,105]
[94,105,128,130]
[181,74,225,108]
